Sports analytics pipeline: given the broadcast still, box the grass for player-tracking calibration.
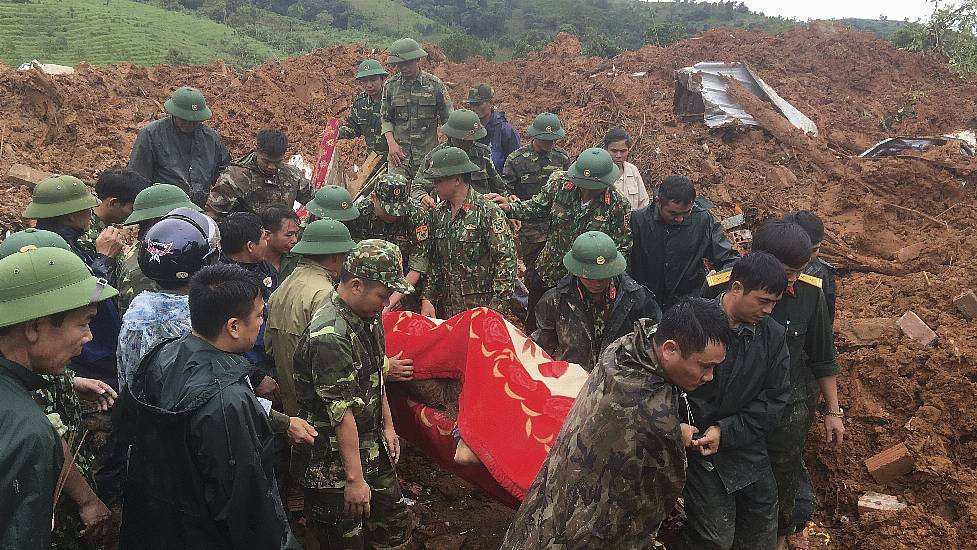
[347,0,442,41]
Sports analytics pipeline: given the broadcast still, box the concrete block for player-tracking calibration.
[897,242,924,262]
[836,317,899,347]
[865,442,915,484]
[896,311,938,346]
[953,290,977,320]
[858,491,907,513]
[5,164,52,188]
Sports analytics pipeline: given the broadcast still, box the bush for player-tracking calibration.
[439,31,495,62]
[166,46,193,66]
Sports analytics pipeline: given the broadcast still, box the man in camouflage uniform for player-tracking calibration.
[410,108,508,208]
[502,112,570,297]
[381,38,453,180]
[347,174,431,311]
[292,239,414,549]
[339,59,389,156]
[118,183,202,314]
[205,128,312,218]
[488,147,632,333]
[503,299,730,549]
[420,147,516,319]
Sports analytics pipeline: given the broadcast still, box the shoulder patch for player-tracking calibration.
[707,270,732,287]
[492,216,506,234]
[798,273,823,288]
[415,223,429,241]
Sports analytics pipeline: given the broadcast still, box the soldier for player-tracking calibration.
[128,86,231,205]
[0,247,118,549]
[465,83,521,173]
[85,169,152,249]
[502,298,730,549]
[305,185,361,224]
[118,183,202,313]
[411,108,508,206]
[339,59,389,156]
[258,204,302,279]
[533,231,661,371]
[420,147,516,318]
[347,173,431,312]
[292,240,414,549]
[381,37,453,180]
[205,128,312,219]
[267,219,355,417]
[677,252,791,550]
[629,175,740,311]
[487,147,632,333]
[604,127,650,210]
[502,112,570,305]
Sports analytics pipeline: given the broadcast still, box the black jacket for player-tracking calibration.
[119,334,283,550]
[628,198,740,310]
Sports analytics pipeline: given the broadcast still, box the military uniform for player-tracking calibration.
[340,92,388,155]
[502,319,686,549]
[205,152,313,218]
[380,70,453,179]
[805,257,837,321]
[117,246,161,314]
[412,141,507,200]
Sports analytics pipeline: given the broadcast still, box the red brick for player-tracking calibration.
[864,442,915,484]
[858,491,906,513]
[896,311,938,346]
[953,290,977,320]
[897,242,924,262]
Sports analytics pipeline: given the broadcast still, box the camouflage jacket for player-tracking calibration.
[80,212,125,279]
[423,186,517,318]
[292,291,389,489]
[348,199,431,275]
[117,246,161,315]
[411,142,508,202]
[205,152,313,218]
[502,319,687,548]
[502,144,570,243]
[380,70,453,167]
[508,171,633,287]
[339,92,387,155]
[34,370,96,482]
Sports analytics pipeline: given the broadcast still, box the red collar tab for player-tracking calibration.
[604,190,611,205]
[463,203,472,213]
[563,181,575,192]
[787,283,795,296]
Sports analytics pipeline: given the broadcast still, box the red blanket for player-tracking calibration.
[383,308,590,507]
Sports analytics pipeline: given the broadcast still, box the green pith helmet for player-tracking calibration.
[374,174,410,217]
[23,175,98,219]
[0,247,119,328]
[355,59,389,79]
[164,86,212,122]
[567,148,620,190]
[387,38,427,64]
[124,184,201,225]
[427,147,479,179]
[291,219,355,256]
[464,83,493,104]
[440,109,487,141]
[527,112,566,141]
[0,229,71,259]
[563,231,626,280]
[304,185,359,222]
[344,239,412,294]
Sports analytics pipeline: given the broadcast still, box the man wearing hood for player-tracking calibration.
[502,298,731,549]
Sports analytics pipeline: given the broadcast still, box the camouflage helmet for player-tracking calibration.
[427,147,479,179]
[23,175,99,219]
[291,219,355,256]
[373,173,410,217]
[0,246,118,328]
[387,38,427,64]
[124,183,201,225]
[440,109,487,141]
[304,185,359,222]
[355,59,389,79]
[0,228,70,259]
[464,83,494,104]
[568,148,620,190]
[164,86,212,122]
[563,231,626,280]
[527,112,566,141]
[344,239,412,294]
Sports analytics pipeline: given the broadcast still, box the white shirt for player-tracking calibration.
[613,161,650,210]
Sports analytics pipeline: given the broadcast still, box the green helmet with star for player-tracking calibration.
[164,86,212,122]
[304,185,359,222]
[291,219,355,256]
[23,175,99,219]
[387,38,427,64]
[440,109,487,141]
[427,147,479,179]
[0,228,71,259]
[355,59,389,79]
[567,148,620,190]
[527,112,566,141]
[563,230,626,280]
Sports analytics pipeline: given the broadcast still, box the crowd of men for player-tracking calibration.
[0,35,844,550]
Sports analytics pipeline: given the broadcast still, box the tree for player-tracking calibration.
[896,0,977,73]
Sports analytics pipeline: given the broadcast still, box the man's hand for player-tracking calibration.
[287,417,317,446]
[344,478,371,519]
[95,226,125,258]
[73,377,117,411]
[386,351,414,382]
[483,193,510,211]
[384,427,401,465]
[823,415,845,447]
[680,423,700,448]
[78,495,112,539]
[419,194,436,210]
[692,425,721,456]
[387,141,406,167]
[254,376,280,400]
[420,299,436,318]
[383,292,405,313]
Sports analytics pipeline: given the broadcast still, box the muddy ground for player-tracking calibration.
[2,23,976,549]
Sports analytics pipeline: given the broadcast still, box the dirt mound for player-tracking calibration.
[2,26,977,549]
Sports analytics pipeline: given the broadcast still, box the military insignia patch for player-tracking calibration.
[594,215,608,222]
[465,223,476,230]
[798,273,823,288]
[563,182,574,191]
[492,217,506,234]
[595,255,606,265]
[341,201,350,209]
[191,104,199,111]
[545,125,553,132]
[707,270,732,287]
[415,223,429,241]
[145,240,174,263]
[583,169,592,177]
[392,187,402,197]
[263,276,273,288]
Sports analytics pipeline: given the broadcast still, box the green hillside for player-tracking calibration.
[0,0,283,68]
[347,0,442,39]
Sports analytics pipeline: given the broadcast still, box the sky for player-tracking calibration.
[705,0,933,22]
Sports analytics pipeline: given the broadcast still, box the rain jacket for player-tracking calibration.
[478,110,521,173]
[118,334,284,550]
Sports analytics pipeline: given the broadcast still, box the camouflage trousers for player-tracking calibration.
[675,458,778,550]
[767,401,814,535]
[304,464,413,549]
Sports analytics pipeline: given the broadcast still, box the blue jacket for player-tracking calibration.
[478,111,521,174]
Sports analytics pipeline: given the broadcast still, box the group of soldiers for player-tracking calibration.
[0,35,845,550]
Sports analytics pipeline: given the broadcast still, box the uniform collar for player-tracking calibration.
[35,219,84,243]
[331,291,376,329]
[0,353,51,392]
